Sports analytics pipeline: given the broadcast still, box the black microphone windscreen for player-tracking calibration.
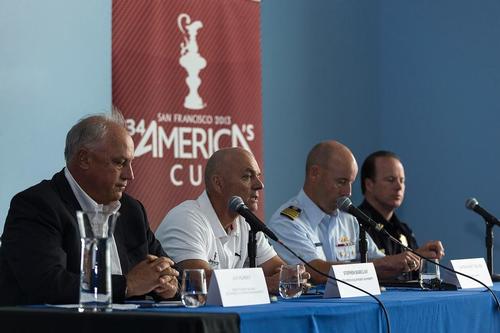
[229,196,245,212]
[465,197,479,210]
[336,196,353,212]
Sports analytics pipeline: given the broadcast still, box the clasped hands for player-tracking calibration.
[125,254,179,299]
[398,240,446,272]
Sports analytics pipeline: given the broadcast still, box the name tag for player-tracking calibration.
[206,268,270,307]
[324,263,380,298]
[442,258,493,289]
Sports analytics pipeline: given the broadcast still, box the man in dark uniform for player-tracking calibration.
[358,151,444,280]
[358,151,418,256]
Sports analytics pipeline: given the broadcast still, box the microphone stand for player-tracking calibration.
[485,222,500,282]
[338,197,500,310]
[359,225,368,263]
[382,229,500,309]
[248,229,257,268]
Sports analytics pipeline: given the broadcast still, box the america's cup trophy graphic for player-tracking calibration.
[178,13,207,110]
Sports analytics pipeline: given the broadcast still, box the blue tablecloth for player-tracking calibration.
[138,283,500,333]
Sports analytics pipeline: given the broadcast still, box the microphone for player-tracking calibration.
[228,196,279,241]
[337,197,500,309]
[228,196,390,321]
[336,196,384,231]
[465,198,500,227]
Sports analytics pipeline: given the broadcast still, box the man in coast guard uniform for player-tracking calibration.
[270,191,384,265]
[268,141,445,284]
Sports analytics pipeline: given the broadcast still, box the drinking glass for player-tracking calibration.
[279,264,304,299]
[419,259,441,290]
[181,269,207,308]
[76,210,119,311]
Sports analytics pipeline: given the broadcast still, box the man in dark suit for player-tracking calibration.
[0,112,178,305]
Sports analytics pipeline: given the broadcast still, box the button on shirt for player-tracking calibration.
[155,191,276,270]
[268,190,384,265]
[358,200,418,255]
[64,168,122,275]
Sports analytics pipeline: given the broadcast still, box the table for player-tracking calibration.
[1,283,499,333]
[0,306,239,333]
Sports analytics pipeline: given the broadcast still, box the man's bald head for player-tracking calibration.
[204,147,264,224]
[305,141,355,176]
[303,140,358,214]
[204,147,255,192]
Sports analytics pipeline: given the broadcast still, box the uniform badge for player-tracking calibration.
[339,236,350,244]
[280,206,302,220]
[336,236,356,261]
[399,234,408,247]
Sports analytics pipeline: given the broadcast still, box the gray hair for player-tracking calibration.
[64,110,126,163]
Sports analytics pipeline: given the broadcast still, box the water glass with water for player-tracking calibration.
[76,210,119,311]
[181,269,207,308]
[279,264,304,299]
[419,259,441,290]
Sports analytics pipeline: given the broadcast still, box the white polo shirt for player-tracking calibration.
[155,191,276,269]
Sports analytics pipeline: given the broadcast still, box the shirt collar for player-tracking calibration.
[64,167,121,214]
[297,189,338,228]
[197,191,240,241]
[359,199,402,230]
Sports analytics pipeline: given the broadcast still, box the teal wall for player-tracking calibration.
[0,0,111,226]
[261,0,380,216]
[376,1,500,269]
[1,0,499,270]
[261,0,500,270]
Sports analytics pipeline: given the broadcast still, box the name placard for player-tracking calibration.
[441,258,493,289]
[324,263,380,298]
[206,267,270,307]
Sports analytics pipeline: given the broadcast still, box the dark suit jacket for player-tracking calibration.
[0,169,167,306]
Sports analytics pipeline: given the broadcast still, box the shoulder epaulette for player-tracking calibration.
[280,206,302,220]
